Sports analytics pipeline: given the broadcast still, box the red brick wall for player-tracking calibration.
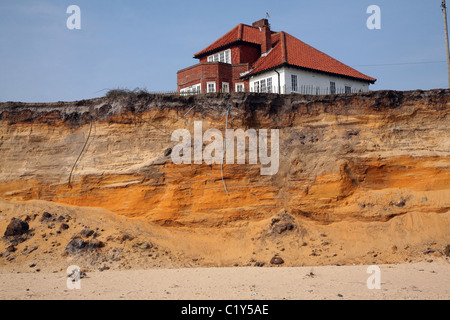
[231,64,250,91]
[231,46,240,64]
[177,65,203,89]
[178,43,259,92]
[178,62,237,93]
[235,44,261,64]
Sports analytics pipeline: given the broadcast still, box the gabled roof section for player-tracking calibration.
[244,31,376,83]
[194,24,264,58]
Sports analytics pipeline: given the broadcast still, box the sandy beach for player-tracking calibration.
[1,260,448,300]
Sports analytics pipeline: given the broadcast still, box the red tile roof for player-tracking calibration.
[245,31,376,83]
[194,24,376,83]
[194,24,265,58]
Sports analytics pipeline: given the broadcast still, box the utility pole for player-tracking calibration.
[442,0,450,88]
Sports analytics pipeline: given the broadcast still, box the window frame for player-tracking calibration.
[254,81,260,93]
[267,77,273,93]
[330,81,336,95]
[207,81,216,93]
[291,74,298,92]
[180,83,201,95]
[207,49,232,64]
[235,83,245,92]
[260,79,267,93]
[345,86,352,94]
[222,82,230,93]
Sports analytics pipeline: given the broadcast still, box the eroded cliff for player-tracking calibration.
[0,90,449,270]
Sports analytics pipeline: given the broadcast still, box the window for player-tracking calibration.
[267,77,272,93]
[260,79,266,93]
[180,83,201,95]
[207,49,231,64]
[345,86,352,94]
[330,82,336,95]
[291,75,298,92]
[253,77,273,93]
[207,82,216,93]
[254,81,260,93]
[235,83,244,92]
[222,82,229,93]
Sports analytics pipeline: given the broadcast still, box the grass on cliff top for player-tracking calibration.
[105,88,151,100]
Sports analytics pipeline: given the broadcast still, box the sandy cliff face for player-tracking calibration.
[0,90,449,269]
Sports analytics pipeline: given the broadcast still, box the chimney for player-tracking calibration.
[252,18,269,28]
[253,19,272,54]
[261,24,272,54]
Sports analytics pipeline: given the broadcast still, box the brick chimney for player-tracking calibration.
[252,18,269,28]
[261,25,272,54]
[253,19,272,54]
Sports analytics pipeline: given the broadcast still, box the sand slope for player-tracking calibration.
[1,198,449,273]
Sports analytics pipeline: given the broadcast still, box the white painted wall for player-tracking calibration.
[249,66,370,94]
[283,67,369,94]
[248,70,283,94]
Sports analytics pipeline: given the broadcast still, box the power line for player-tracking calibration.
[354,61,446,67]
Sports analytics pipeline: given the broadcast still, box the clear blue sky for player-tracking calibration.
[0,0,448,102]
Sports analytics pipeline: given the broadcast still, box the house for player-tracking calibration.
[177,19,376,94]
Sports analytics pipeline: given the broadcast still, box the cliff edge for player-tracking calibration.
[0,90,449,271]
